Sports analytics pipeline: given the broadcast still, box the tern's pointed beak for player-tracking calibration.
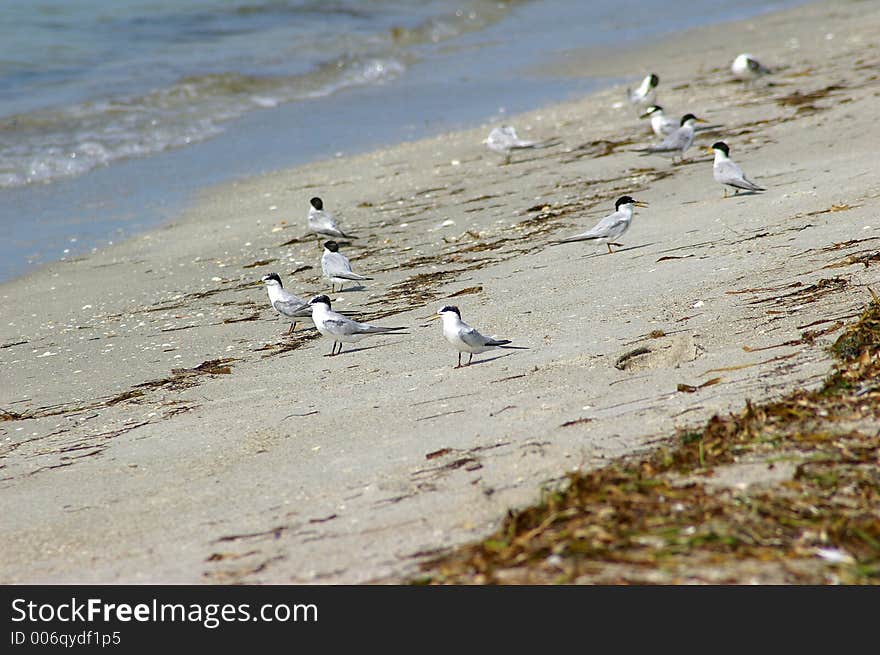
[705,146,715,153]
[418,313,443,328]
[634,200,649,208]
[696,118,709,123]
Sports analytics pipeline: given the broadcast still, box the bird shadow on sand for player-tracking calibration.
[724,190,764,198]
[455,352,518,368]
[671,157,712,168]
[496,152,558,167]
[331,284,369,293]
[579,241,658,259]
[322,339,409,357]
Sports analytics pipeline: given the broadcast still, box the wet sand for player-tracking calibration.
[2,0,879,583]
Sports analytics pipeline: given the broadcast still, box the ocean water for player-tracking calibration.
[0,0,801,282]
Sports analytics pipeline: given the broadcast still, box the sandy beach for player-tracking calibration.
[2,0,879,583]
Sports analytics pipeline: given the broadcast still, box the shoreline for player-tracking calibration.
[0,0,807,285]
[2,0,879,584]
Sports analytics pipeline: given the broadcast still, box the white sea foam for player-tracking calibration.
[0,57,406,189]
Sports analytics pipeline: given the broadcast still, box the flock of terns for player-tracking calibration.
[260,53,772,368]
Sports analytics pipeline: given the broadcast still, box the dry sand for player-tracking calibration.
[2,0,879,583]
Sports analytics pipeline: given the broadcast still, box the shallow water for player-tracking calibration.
[0,0,801,282]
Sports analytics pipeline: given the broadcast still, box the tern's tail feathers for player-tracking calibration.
[499,344,528,350]
[334,272,372,281]
[514,137,562,150]
[553,233,600,244]
[733,178,766,192]
[486,338,512,347]
[365,325,408,333]
[290,304,312,316]
[694,123,723,133]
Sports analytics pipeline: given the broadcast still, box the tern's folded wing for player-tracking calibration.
[560,217,626,242]
[652,128,689,151]
[321,318,357,336]
[323,252,353,275]
[273,299,310,317]
[717,161,764,190]
[460,327,493,349]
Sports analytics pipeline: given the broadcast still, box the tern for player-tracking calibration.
[639,105,678,137]
[552,195,648,254]
[709,141,765,197]
[307,295,407,356]
[308,197,354,241]
[731,53,771,82]
[484,125,560,164]
[641,105,723,139]
[321,240,372,293]
[261,272,311,334]
[429,305,525,368]
[626,73,659,110]
[633,113,707,163]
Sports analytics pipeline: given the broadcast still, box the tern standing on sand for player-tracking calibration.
[633,113,707,163]
[709,141,765,197]
[553,195,648,254]
[308,197,353,241]
[261,273,310,334]
[430,305,525,368]
[484,125,559,164]
[321,240,371,292]
[626,73,659,110]
[308,295,407,356]
[640,105,678,137]
[731,53,771,82]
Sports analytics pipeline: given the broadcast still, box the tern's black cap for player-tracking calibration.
[309,295,331,307]
[648,73,659,87]
[323,240,339,252]
[711,141,730,155]
[615,195,636,210]
[680,113,698,126]
[439,305,461,318]
[262,272,282,285]
[310,197,323,210]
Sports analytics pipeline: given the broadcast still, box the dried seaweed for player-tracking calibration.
[676,377,722,393]
[448,286,483,297]
[242,258,277,269]
[4,359,237,422]
[776,84,846,107]
[614,347,651,370]
[416,295,880,584]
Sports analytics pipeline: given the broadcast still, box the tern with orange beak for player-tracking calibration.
[429,305,525,368]
[708,141,765,197]
[633,113,708,162]
[307,295,407,356]
[552,195,648,254]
